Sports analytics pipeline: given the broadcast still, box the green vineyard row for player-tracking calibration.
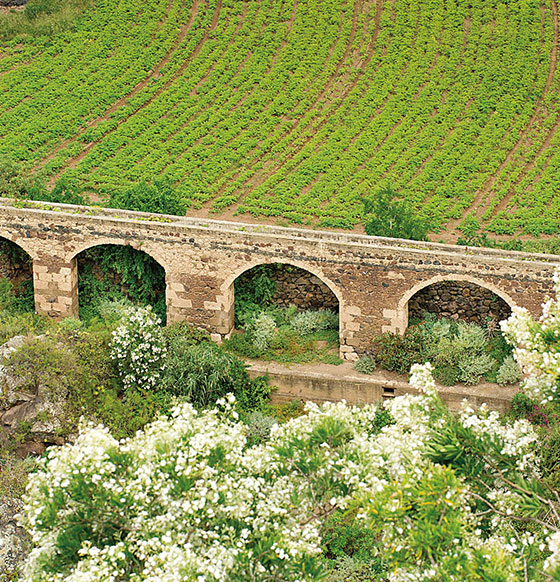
[0,0,559,235]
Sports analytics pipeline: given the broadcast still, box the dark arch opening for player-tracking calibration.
[0,237,34,312]
[75,245,166,322]
[407,280,512,328]
[229,263,340,362]
[234,263,339,318]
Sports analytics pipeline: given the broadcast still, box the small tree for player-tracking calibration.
[362,185,429,241]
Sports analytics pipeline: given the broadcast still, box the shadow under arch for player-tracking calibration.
[220,258,345,340]
[394,274,517,333]
[0,234,37,262]
[72,242,168,322]
[0,235,35,311]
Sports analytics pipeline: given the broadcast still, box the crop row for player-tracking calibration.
[0,0,557,235]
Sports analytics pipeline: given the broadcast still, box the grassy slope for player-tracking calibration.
[0,0,559,236]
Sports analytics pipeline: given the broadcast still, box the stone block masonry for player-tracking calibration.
[0,198,559,361]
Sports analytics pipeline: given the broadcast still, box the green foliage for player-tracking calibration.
[161,340,270,411]
[289,309,339,336]
[511,393,534,419]
[322,510,383,565]
[24,0,58,20]
[0,156,45,199]
[371,316,516,385]
[225,326,342,365]
[247,312,277,352]
[243,410,277,446]
[496,355,522,386]
[369,325,427,375]
[3,335,80,402]
[0,454,35,499]
[0,0,557,236]
[362,185,429,240]
[234,265,277,327]
[77,245,166,322]
[368,407,395,436]
[325,556,384,582]
[107,178,186,216]
[266,399,306,423]
[0,0,92,40]
[433,364,460,386]
[161,320,211,347]
[353,355,376,375]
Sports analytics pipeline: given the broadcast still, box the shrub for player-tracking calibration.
[496,355,522,386]
[457,352,495,385]
[244,411,277,446]
[108,178,186,216]
[322,510,381,563]
[162,320,210,347]
[433,364,460,386]
[161,341,269,411]
[354,356,376,375]
[248,312,277,352]
[110,306,166,391]
[370,326,426,375]
[326,556,384,582]
[3,335,80,402]
[362,185,429,241]
[94,297,134,326]
[511,393,534,419]
[290,309,338,335]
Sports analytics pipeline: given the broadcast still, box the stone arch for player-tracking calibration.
[391,274,517,334]
[0,235,37,262]
[72,242,168,321]
[69,240,169,271]
[218,259,345,344]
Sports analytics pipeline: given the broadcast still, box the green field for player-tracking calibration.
[0,0,559,235]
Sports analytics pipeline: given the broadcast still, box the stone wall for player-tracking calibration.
[0,241,32,291]
[408,281,512,326]
[0,0,27,6]
[272,267,338,310]
[236,265,339,311]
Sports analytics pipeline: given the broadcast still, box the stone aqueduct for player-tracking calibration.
[1,199,559,360]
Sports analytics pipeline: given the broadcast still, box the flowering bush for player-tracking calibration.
[501,271,560,404]
[109,305,166,391]
[21,361,560,582]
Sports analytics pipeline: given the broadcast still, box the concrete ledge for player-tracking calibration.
[247,361,519,413]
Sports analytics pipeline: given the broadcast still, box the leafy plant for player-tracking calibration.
[362,185,429,240]
[107,178,186,216]
[354,355,376,375]
[496,355,521,386]
[247,312,277,353]
[161,340,270,411]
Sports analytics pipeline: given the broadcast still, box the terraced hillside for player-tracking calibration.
[0,0,559,236]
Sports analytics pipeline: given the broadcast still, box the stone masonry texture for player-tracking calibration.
[0,199,559,360]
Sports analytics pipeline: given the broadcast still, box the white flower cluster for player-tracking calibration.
[544,531,560,575]
[109,305,166,391]
[459,403,538,472]
[501,270,560,403]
